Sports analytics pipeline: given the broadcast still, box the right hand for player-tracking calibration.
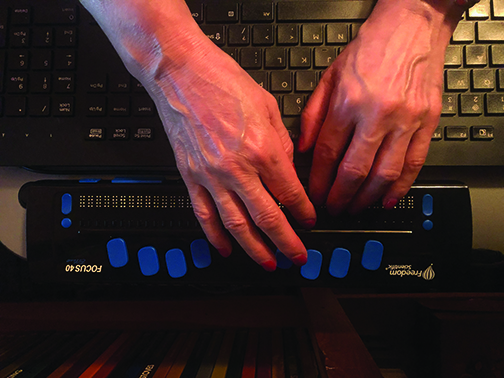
[147,40,317,271]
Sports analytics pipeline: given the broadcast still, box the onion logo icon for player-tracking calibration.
[422,264,435,281]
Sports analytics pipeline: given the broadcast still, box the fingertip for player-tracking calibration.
[217,247,232,258]
[261,260,277,272]
[291,253,308,266]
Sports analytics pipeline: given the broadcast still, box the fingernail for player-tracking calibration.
[384,198,398,210]
[303,218,317,229]
[261,260,277,272]
[291,254,307,266]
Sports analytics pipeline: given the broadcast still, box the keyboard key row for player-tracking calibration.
[432,125,494,140]
[445,68,504,91]
[444,44,504,67]
[6,26,77,48]
[442,93,504,115]
[201,23,361,47]
[0,95,156,117]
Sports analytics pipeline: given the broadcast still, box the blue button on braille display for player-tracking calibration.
[329,248,351,278]
[138,247,160,276]
[190,239,212,269]
[275,250,293,270]
[423,220,434,231]
[166,249,187,278]
[300,249,323,280]
[422,194,433,216]
[61,193,72,215]
[361,240,383,271]
[61,218,72,228]
[107,238,129,268]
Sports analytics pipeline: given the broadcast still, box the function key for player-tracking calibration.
[107,238,129,268]
[138,246,160,276]
[165,248,187,278]
[242,2,274,22]
[300,249,323,280]
[329,248,351,278]
[206,3,239,23]
[361,240,383,271]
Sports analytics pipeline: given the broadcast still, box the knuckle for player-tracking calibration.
[339,161,369,183]
[254,208,283,231]
[404,155,426,171]
[376,167,402,184]
[315,139,340,162]
[275,186,305,208]
[222,216,249,235]
[192,206,214,225]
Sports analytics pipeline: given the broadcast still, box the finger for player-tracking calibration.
[185,182,233,257]
[212,187,279,270]
[260,150,317,229]
[382,124,436,206]
[308,111,355,206]
[236,177,308,266]
[347,125,416,214]
[325,122,384,215]
[299,69,334,152]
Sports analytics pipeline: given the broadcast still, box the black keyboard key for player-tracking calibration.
[441,94,458,115]
[271,71,292,92]
[56,27,77,47]
[452,21,475,43]
[10,28,30,47]
[11,7,31,25]
[32,27,54,47]
[110,128,130,140]
[55,74,75,93]
[326,23,348,44]
[445,126,468,140]
[491,45,504,66]
[7,74,28,93]
[253,25,274,45]
[85,127,106,140]
[34,5,77,25]
[55,50,76,70]
[247,71,268,90]
[431,127,442,140]
[109,95,130,116]
[30,72,51,93]
[282,95,304,115]
[53,96,74,116]
[486,93,504,114]
[32,50,52,70]
[465,45,487,66]
[8,51,29,70]
[277,24,299,46]
[240,48,262,69]
[296,71,318,91]
[265,48,286,68]
[133,96,155,116]
[500,69,504,89]
[222,47,238,61]
[200,25,225,46]
[134,127,154,140]
[5,96,26,116]
[460,93,483,114]
[446,69,469,90]
[228,25,249,45]
[29,96,50,116]
[302,24,323,44]
[477,21,504,42]
[188,3,203,23]
[472,69,494,90]
[87,74,107,93]
[290,47,311,68]
[314,47,336,67]
[86,95,107,116]
[471,126,494,140]
[242,2,274,22]
[206,3,239,23]
[277,1,374,21]
[110,73,131,93]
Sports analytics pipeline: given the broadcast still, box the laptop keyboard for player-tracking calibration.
[0,0,503,172]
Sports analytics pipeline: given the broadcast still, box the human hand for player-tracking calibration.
[299,0,457,215]
[150,41,316,271]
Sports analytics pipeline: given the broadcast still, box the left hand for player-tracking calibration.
[298,0,457,215]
